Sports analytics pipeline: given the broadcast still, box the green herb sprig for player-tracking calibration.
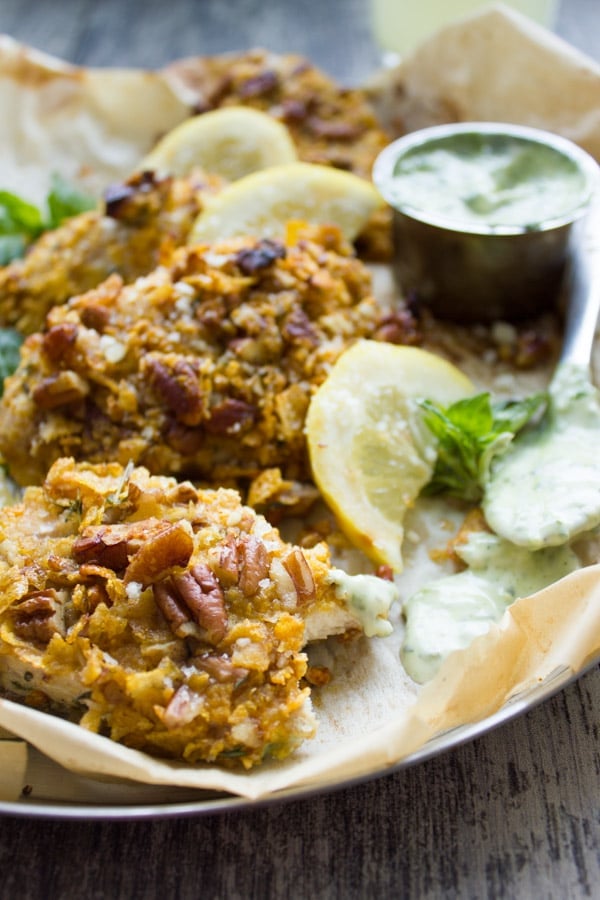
[0,174,96,265]
[419,391,547,503]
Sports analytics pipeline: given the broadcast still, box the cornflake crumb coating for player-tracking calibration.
[0,458,355,768]
[0,171,217,336]
[0,226,389,490]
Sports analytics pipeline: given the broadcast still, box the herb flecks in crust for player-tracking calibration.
[0,458,361,768]
[0,226,395,494]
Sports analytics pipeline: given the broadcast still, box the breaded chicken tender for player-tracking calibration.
[0,226,395,492]
[0,170,218,335]
[0,458,386,768]
[165,49,393,258]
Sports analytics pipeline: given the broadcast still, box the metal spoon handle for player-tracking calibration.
[560,197,600,368]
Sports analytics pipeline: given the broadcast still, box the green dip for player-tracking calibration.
[382,129,589,233]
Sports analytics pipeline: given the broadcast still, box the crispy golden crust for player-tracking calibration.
[0,171,219,335]
[167,49,390,179]
[0,226,384,489]
[0,458,359,767]
[165,49,394,259]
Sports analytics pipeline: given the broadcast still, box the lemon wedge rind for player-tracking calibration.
[306,340,474,572]
[139,106,298,180]
[188,162,384,244]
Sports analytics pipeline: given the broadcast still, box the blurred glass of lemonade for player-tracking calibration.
[372,0,559,58]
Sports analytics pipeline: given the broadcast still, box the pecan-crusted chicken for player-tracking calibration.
[0,226,417,492]
[168,49,389,180]
[0,458,387,768]
[0,170,219,335]
[165,48,393,258]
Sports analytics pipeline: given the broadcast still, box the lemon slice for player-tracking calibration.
[188,162,384,244]
[139,107,298,180]
[305,340,474,571]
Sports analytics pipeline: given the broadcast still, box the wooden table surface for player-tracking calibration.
[0,1,599,897]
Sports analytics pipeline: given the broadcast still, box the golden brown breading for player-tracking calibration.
[0,458,369,768]
[167,49,390,180]
[0,170,219,335]
[165,49,394,259]
[0,226,393,490]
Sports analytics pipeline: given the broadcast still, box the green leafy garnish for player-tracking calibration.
[46,174,97,228]
[0,174,96,264]
[419,391,547,502]
[0,328,24,394]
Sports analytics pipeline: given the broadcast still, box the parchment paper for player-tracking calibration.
[1,6,600,804]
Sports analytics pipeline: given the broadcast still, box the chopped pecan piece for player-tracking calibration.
[12,590,63,644]
[154,563,227,643]
[73,519,194,584]
[194,653,248,684]
[205,398,256,435]
[124,521,194,586]
[214,534,240,587]
[306,117,364,140]
[283,548,315,604]
[73,527,130,571]
[171,564,227,643]
[239,69,278,98]
[153,580,192,636]
[32,370,89,410]
[145,357,203,425]
[42,323,78,362]
[235,239,286,274]
[374,309,421,346]
[282,308,318,344]
[104,171,158,220]
[238,536,269,596]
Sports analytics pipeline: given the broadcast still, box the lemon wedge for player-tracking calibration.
[139,107,298,180]
[188,162,384,244]
[305,340,474,571]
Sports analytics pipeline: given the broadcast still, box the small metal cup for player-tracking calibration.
[373,123,599,324]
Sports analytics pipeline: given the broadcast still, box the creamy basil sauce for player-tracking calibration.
[384,131,587,232]
[328,569,397,637]
[483,363,600,549]
[401,531,580,683]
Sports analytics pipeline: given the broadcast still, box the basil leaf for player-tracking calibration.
[419,390,548,502]
[0,190,44,236]
[0,177,96,264]
[0,328,24,394]
[46,173,97,228]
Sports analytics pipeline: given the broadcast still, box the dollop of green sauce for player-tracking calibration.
[484,363,600,549]
[328,569,397,638]
[401,531,580,683]
[385,132,587,232]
